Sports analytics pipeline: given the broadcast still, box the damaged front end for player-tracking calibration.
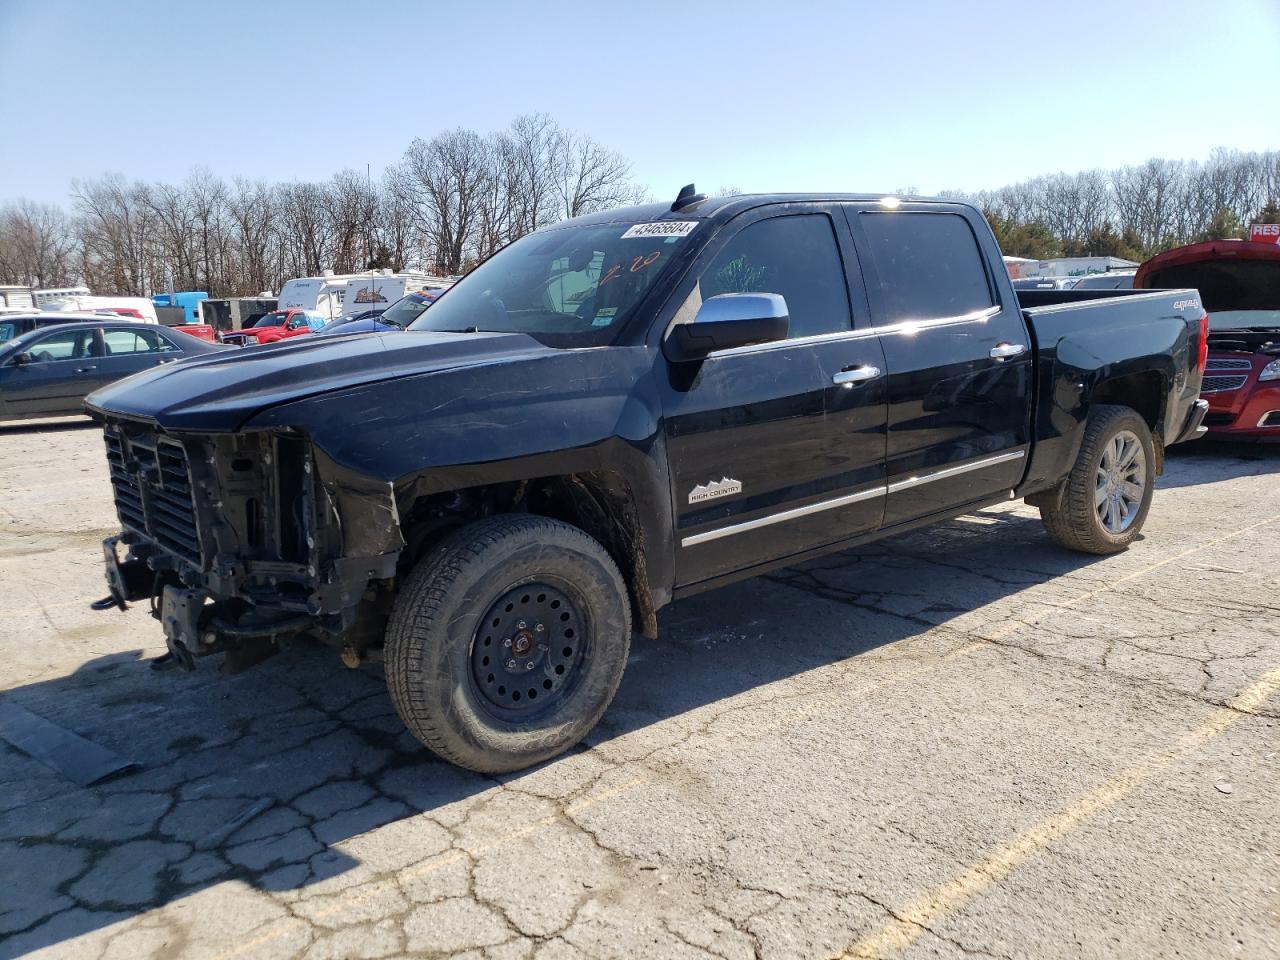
[96,418,404,672]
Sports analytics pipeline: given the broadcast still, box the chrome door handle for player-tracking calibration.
[832,365,881,387]
[74,365,97,373]
[157,358,177,364]
[990,343,1026,360]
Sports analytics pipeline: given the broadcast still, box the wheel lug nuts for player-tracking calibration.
[525,662,535,671]
[534,623,545,633]
[503,637,512,647]
[507,659,518,669]
[516,620,527,630]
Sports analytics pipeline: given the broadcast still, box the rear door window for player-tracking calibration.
[698,213,852,340]
[859,212,994,324]
[104,329,165,355]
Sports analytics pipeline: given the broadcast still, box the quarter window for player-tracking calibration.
[859,212,994,324]
[699,214,852,340]
[104,328,170,354]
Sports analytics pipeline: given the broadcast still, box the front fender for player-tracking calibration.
[246,345,676,607]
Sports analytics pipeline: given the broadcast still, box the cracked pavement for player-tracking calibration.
[1,419,1277,959]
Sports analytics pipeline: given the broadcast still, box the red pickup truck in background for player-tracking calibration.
[1135,237,1280,440]
[220,309,326,347]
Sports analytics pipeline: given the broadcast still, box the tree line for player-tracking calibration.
[3,136,1279,296]
[0,114,646,297]
[941,148,1280,261]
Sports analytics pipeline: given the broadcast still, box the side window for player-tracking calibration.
[26,328,93,361]
[104,329,161,355]
[859,212,994,324]
[699,214,852,340]
[0,321,16,342]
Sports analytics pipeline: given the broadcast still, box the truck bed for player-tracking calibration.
[1015,287,1206,497]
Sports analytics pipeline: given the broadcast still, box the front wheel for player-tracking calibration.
[1039,404,1156,555]
[385,515,631,773]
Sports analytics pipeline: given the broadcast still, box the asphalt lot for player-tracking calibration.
[0,419,1277,960]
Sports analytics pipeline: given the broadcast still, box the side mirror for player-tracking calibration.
[11,351,33,366]
[664,293,789,362]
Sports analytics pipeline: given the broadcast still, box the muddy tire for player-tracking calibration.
[1039,404,1156,555]
[385,514,631,773]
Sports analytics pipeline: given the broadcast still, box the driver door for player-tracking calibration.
[659,206,889,587]
[1,326,103,418]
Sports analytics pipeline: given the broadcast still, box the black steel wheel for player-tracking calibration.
[385,514,631,773]
[470,583,589,718]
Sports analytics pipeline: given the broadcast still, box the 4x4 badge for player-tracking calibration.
[688,477,743,504]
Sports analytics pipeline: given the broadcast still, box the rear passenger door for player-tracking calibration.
[843,204,1032,526]
[99,327,181,382]
[661,205,888,586]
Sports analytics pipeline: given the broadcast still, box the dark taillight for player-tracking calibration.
[1196,312,1209,373]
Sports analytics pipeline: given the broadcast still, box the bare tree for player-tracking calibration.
[73,174,159,295]
[0,199,77,287]
[552,131,644,219]
[401,128,493,274]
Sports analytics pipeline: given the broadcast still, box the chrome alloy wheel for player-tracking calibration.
[1095,429,1146,534]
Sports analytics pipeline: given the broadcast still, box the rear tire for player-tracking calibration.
[1039,404,1156,555]
[385,514,631,773]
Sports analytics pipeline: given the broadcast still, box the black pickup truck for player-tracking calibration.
[88,189,1209,772]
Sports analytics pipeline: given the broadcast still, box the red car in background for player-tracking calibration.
[221,309,326,346]
[1135,239,1280,440]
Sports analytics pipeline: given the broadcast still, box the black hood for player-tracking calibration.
[86,330,548,432]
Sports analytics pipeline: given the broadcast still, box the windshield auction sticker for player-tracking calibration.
[621,221,698,239]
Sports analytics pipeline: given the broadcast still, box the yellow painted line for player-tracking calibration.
[211,776,645,960]
[837,666,1280,959]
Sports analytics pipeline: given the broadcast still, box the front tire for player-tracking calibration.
[1039,404,1156,555]
[385,515,631,773]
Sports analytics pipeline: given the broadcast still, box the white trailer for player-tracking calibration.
[278,269,451,320]
[40,294,159,323]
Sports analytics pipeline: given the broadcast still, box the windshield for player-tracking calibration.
[410,221,697,346]
[380,293,438,328]
[1208,309,1280,331]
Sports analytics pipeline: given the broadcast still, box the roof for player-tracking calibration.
[8,311,149,322]
[555,192,952,230]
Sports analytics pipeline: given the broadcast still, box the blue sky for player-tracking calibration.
[2,0,1277,205]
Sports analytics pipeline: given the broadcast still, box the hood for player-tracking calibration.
[1135,240,1280,316]
[86,329,548,432]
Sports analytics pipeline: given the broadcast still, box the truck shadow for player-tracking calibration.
[0,505,1109,956]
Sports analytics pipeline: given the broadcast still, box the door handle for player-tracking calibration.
[990,343,1026,360]
[832,365,881,387]
[157,358,177,364]
[74,365,97,373]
